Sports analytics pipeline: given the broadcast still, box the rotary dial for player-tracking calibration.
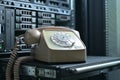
[50,32,75,47]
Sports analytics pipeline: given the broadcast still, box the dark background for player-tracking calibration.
[75,0,106,56]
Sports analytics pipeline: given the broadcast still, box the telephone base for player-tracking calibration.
[33,50,87,63]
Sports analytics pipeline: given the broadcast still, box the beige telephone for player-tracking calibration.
[24,26,87,62]
[6,26,87,80]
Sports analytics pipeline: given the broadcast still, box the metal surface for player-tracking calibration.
[1,56,120,80]
[75,60,120,73]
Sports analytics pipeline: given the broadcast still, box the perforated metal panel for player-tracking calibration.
[105,0,120,57]
[105,0,120,80]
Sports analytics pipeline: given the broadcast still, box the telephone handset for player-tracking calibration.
[24,27,86,62]
[6,26,86,80]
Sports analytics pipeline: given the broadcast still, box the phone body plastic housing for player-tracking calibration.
[31,29,87,63]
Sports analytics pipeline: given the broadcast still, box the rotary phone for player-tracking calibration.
[24,26,87,62]
[6,26,86,80]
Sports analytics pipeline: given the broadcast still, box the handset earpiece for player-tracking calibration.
[24,29,41,44]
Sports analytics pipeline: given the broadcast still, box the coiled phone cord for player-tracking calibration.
[6,38,19,80]
[6,35,34,80]
[14,56,33,80]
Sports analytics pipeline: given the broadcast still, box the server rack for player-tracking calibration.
[0,0,75,58]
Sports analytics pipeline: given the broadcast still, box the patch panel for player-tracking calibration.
[49,1,59,7]
[49,8,59,12]
[20,65,57,79]
[48,0,70,9]
[18,37,25,44]
[37,68,56,78]
[0,1,15,6]
[56,15,70,21]
[21,65,36,77]
[0,0,74,54]
[18,44,33,51]
[16,23,36,30]
[38,12,55,18]
[16,16,36,23]
[34,0,46,5]
[38,19,55,25]
[16,36,24,44]
[16,9,36,17]
[16,36,36,51]
[0,0,71,15]
[61,3,69,8]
